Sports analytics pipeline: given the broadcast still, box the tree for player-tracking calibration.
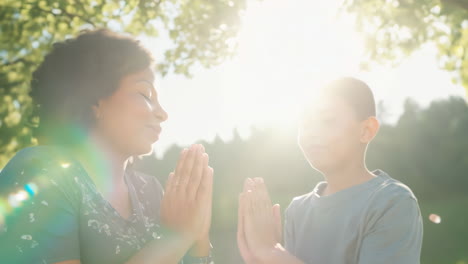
[0,0,246,167]
[343,0,468,92]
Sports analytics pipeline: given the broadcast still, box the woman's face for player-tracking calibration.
[93,67,168,156]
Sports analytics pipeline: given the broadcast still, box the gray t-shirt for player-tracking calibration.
[284,170,423,264]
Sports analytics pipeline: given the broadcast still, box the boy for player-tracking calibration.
[237,77,423,264]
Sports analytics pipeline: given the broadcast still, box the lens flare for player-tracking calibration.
[8,190,29,208]
[24,182,38,196]
[61,162,71,168]
[0,201,7,230]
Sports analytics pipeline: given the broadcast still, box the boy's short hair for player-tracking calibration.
[322,77,376,120]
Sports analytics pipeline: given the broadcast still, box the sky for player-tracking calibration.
[140,0,466,158]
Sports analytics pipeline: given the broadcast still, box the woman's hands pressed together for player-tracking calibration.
[160,144,213,252]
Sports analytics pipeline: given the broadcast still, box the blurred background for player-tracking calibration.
[1,0,468,263]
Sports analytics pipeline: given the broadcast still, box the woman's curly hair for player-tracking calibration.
[30,29,154,145]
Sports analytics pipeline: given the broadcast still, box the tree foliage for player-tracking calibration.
[344,0,468,93]
[0,0,246,166]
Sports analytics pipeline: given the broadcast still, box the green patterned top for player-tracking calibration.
[0,145,167,264]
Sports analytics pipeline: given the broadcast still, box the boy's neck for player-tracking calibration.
[321,161,376,196]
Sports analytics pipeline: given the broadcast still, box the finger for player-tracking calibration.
[251,178,268,215]
[237,193,245,242]
[246,190,256,217]
[207,166,214,200]
[239,193,253,246]
[174,148,188,174]
[243,191,259,250]
[165,172,175,193]
[187,150,207,199]
[253,178,272,209]
[273,204,282,243]
[237,193,251,262]
[196,165,213,202]
[177,144,198,192]
[173,148,188,187]
[243,178,254,193]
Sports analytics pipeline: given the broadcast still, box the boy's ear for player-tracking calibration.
[360,116,380,143]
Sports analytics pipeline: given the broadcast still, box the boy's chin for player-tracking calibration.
[306,156,335,173]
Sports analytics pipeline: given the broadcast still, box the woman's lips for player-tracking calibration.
[146,124,162,136]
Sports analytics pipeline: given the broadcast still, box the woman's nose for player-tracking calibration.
[153,102,168,122]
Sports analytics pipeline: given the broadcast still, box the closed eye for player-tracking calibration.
[139,93,153,104]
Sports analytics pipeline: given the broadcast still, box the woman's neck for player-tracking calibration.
[71,131,130,196]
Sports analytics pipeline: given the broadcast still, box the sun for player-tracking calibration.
[228,0,365,127]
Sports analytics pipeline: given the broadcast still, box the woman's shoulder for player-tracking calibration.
[0,145,84,196]
[2,145,73,170]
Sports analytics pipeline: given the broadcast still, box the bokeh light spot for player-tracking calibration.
[429,213,441,224]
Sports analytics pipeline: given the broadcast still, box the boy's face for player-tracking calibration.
[298,94,364,172]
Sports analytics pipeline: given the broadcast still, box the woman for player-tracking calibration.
[0,29,213,264]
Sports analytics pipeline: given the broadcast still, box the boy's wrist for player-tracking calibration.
[255,244,281,264]
[257,244,303,264]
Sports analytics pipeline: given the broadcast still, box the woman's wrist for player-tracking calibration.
[189,236,212,257]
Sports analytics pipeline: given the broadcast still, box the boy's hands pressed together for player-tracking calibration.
[244,178,280,251]
[237,178,304,264]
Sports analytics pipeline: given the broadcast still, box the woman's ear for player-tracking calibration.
[360,116,380,143]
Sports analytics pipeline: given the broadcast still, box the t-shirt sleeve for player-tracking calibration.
[358,197,423,264]
[0,148,81,264]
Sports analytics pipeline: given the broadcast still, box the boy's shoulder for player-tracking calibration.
[370,170,418,203]
[285,170,418,214]
[285,189,317,214]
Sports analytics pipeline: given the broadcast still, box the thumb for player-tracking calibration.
[273,204,282,243]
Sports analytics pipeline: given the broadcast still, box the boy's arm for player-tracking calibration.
[359,197,423,264]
